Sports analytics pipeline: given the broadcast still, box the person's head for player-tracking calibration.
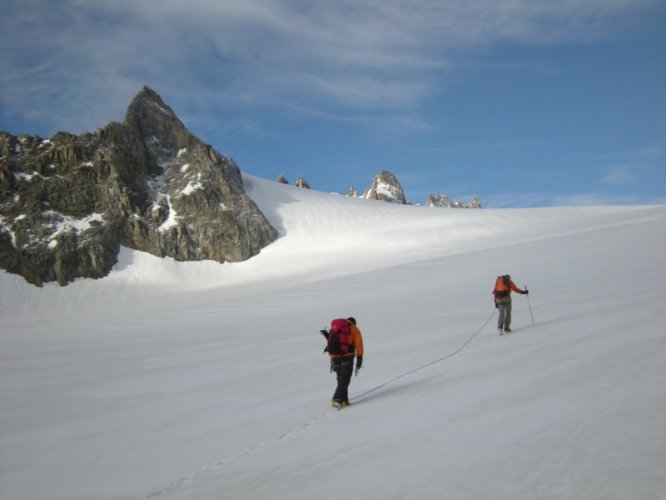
[347,317,357,326]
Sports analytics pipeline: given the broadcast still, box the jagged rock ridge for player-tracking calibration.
[426,193,482,209]
[276,174,311,189]
[0,86,278,286]
[361,170,482,207]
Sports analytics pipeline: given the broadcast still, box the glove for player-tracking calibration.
[355,356,363,376]
[495,301,498,309]
[524,289,529,295]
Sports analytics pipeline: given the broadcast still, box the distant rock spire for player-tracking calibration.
[295,177,310,189]
[425,193,482,208]
[365,170,407,204]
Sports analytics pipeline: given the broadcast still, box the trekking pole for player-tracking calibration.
[526,287,535,326]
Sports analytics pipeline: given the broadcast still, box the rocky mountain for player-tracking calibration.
[363,169,407,204]
[342,170,481,207]
[0,86,278,286]
[273,169,480,208]
[276,175,311,189]
[426,193,482,209]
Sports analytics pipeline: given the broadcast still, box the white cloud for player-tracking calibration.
[630,147,663,161]
[602,165,638,185]
[0,0,659,135]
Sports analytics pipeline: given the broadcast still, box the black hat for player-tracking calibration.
[347,317,356,325]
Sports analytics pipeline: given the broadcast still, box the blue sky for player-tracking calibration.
[1,0,664,207]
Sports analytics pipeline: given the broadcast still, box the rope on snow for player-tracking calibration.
[351,309,497,403]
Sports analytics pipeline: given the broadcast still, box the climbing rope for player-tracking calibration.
[351,308,497,403]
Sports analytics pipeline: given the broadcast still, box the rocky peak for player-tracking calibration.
[426,193,482,209]
[364,170,407,204]
[468,195,482,209]
[0,86,278,286]
[124,86,191,168]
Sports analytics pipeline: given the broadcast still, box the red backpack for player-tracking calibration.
[326,319,353,355]
[493,275,511,298]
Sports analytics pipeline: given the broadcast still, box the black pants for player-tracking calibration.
[331,356,354,402]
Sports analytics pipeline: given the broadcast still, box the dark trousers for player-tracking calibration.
[331,356,354,402]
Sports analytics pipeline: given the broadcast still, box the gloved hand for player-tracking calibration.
[355,356,363,376]
[495,301,499,309]
[524,289,529,295]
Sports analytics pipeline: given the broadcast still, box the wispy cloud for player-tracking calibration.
[550,193,656,207]
[598,147,662,186]
[0,0,659,136]
[481,192,650,208]
[602,165,639,185]
[630,147,663,161]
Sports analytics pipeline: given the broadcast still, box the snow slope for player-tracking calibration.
[1,175,665,500]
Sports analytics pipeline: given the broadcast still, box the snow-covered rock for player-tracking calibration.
[426,193,482,208]
[0,86,278,286]
[364,169,407,204]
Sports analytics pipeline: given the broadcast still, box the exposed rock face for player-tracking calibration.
[426,193,482,209]
[269,171,482,209]
[364,170,407,204]
[468,195,482,209]
[0,86,278,286]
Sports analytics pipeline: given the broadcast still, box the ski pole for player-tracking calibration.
[526,287,535,326]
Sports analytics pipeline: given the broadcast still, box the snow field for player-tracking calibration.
[1,176,665,499]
